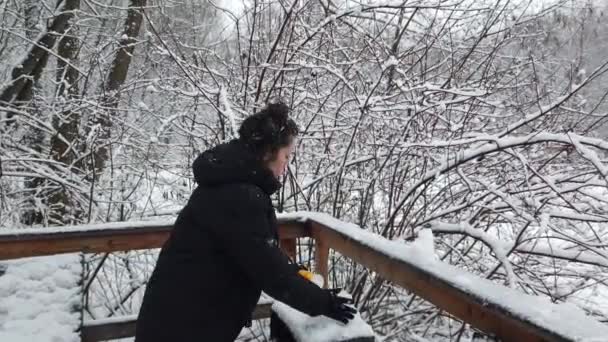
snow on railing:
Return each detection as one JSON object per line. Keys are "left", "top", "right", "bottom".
{"left": 0, "top": 219, "right": 175, "bottom": 237}
{"left": 280, "top": 212, "right": 608, "bottom": 342}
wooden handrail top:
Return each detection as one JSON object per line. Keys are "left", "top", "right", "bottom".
{"left": 0, "top": 217, "right": 308, "bottom": 260}
{"left": 0, "top": 217, "right": 308, "bottom": 242}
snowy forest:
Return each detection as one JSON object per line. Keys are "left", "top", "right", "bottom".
{"left": 1, "top": 0, "right": 608, "bottom": 340}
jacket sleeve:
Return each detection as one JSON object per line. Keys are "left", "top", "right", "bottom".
{"left": 193, "top": 184, "right": 330, "bottom": 316}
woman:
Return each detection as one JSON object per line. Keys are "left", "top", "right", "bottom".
{"left": 135, "top": 103, "right": 356, "bottom": 341}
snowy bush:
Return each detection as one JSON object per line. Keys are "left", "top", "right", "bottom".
{"left": 1, "top": 0, "right": 608, "bottom": 340}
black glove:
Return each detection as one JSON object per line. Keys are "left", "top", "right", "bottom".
{"left": 323, "top": 288, "right": 357, "bottom": 324}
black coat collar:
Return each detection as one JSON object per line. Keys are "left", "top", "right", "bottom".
{"left": 193, "top": 139, "right": 281, "bottom": 195}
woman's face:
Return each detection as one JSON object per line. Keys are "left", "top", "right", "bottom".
{"left": 266, "top": 141, "right": 295, "bottom": 179}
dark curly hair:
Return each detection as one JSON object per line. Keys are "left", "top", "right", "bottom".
{"left": 238, "top": 103, "right": 299, "bottom": 161}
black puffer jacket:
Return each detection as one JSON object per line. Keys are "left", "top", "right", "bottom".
{"left": 135, "top": 139, "right": 330, "bottom": 341}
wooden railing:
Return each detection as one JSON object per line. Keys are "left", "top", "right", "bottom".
{"left": 0, "top": 218, "right": 322, "bottom": 342}
{"left": 79, "top": 300, "right": 274, "bottom": 341}
{"left": 1, "top": 214, "right": 606, "bottom": 342}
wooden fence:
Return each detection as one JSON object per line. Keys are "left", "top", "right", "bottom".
{"left": 1, "top": 215, "right": 604, "bottom": 341}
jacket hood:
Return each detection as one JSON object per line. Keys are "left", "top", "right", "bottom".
{"left": 193, "top": 139, "right": 281, "bottom": 195}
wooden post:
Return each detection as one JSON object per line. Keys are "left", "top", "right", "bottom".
{"left": 276, "top": 219, "right": 310, "bottom": 263}
{"left": 314, "top": 238, "right": 329, "bottom": 288}
{"left": 279, "top": 238, "right": 297, "bottom": 262}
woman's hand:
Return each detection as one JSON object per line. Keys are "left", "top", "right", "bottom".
{"left": 322, "top": 288, "right": 357, "bottom": 324}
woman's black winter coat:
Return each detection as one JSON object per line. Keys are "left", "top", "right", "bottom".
{"left": 135, "top": 140, "right": 330, "bottom": 341}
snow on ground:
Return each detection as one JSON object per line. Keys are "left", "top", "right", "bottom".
{"left": 279, "top": 211, "right": 608, "bottom": 342}
{"left": 0, "top": 254, "right": 81, "bottom": 342}
{"left": 272, "top": 291, "right": 375, "bottom": 342}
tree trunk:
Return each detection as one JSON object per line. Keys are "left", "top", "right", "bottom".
{"left": 20, "top": 0, "right": 46, "bottom": 225}
{"left": 93, "top": 0, "right": 146, "bottom": 172}
{"left": 20, "top": 0, "right": 42, "bottom": 105}
{"left": 49, "top": 0, "right": 81, "bottom": 225}
{"left": 19, "top": 0, "right": 42, "bottom": 106}
{"left": 0, "top": 0, "right": 71, "bottom": 120}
